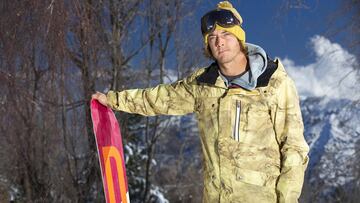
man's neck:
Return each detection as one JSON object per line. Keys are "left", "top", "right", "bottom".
{"left": 218, "top": 53, "right": 248, "bottom": 76}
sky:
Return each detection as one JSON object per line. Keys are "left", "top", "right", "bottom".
{"left": 194, "top": 0, "right": 343, "bottom": 65}
{"left": 190, "top": 0, "right": 359, "bottom": 100}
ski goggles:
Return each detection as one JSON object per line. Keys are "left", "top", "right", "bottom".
{"left": 201, "top": 9, "right": 241, "bottom": 35}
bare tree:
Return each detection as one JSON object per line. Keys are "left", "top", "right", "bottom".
{"left": 0, "top": 0, "right": 61, "bottom": 201}
{"left": 0, "top": 0, "right": 145, "bottom": 201}
{"left": 0, "top": 0, "right": 205, "bottom": 201}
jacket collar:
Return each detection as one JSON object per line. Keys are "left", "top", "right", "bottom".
{"left": 196, "top": 62, "right": 219, "bottom": 85}
{"left": 196, "top": 58, "right": 278, "bottom": 88}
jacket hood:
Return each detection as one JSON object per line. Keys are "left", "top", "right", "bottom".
{"left": 197, "top": 43, "right": 275, "bottom": 89}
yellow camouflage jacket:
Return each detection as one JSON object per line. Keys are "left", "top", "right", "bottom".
{"left": 107, "top": 59, "right": 309, "bottom": 203}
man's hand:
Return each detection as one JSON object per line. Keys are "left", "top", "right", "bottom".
{"left": 92, "top": 92, "right": 108, "bottom": 107}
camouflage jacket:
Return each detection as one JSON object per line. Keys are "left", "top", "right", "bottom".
{"left": 107, "top": 59, "right": 309, "bottom": 203}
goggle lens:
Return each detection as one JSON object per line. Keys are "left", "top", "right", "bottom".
{"left": 201, "top": 10, "right": 240, "bottom": 35}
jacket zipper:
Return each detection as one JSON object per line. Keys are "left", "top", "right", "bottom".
{"left": 233, "top": 100, "right": 241, "bottom": 142}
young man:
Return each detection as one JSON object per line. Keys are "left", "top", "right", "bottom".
{"left": 92, "top": 1, "right": 309, "bottom": 202}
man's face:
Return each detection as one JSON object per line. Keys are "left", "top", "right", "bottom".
{"left": 208, "top": 29, "right": 242, "bottom": 64}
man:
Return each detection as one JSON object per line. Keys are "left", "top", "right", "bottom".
{"left": 92, "top": 1, "right": 309, "bottom": 202}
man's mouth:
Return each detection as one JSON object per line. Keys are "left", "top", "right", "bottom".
{"left": 218, "top": 49, "right": 228, "bottom": 54}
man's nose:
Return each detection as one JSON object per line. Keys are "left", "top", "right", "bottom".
{"left": 215, "top": 36, "right": 224, "bottom": 47}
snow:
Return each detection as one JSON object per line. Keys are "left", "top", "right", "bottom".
{"left": 124, "top": 144, "right": 134, "bottom": 164}
{"left": 149, "top": 186, "right": 169, "bottom": 203}
{"left": 282, "top": 35, "right": 359, "bottom": 101}
{"left": 152, "top": 159, "right": 157, "bottom": 166}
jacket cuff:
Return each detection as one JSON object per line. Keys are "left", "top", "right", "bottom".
{"left": 106, "top": 90, "right": 118, "bottom": 109}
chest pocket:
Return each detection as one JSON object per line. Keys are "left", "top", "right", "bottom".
{"left": 240, "top": 102, "right": 274, "bottom": 145}
{"left": 245, "top": 104, "right": 271, "bottom": 130}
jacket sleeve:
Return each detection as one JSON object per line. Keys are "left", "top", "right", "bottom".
{"left": 106, "top": 77, "right": 196, "bottom": 116}
{"left": 273, "top": 77, "right": 309, "bottom": 203}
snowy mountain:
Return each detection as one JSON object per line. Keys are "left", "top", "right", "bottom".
{"left": 286, "top": 35, "right": 359, "bottom": 202}
{"left": 301, "top": 97, "right": 360, "bottom": 201}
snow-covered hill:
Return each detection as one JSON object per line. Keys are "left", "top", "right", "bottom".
{"left": 286, "top": 35, "right": 359, "bottom": 202}
{"left": 301, "top": 97, "right": 360, "bottom": 201}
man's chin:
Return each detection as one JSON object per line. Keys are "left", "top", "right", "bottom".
{"left": 215, "top": 56, "right": 230, "bottom": 64}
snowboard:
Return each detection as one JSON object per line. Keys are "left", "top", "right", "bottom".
{"left": 90, "top": 99, "right": 130, "bottom": 203}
